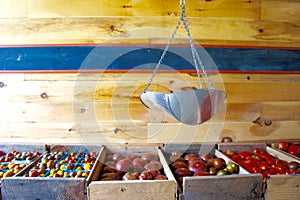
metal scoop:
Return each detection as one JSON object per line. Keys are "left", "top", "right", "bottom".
{"left": 140, "top": 0, "right": 226, "bottom": 125}
{"left": 140, "top": 89, "right": 226, "bottom": 125}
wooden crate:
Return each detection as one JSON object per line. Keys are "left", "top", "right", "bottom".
{"left": 88, "top": 144, "right": 177, "bottom": 200}
{"left": 163, "top": 143, "right": 263, "bottom": 200}
{"left": 218, "top": 143, "right": 300, "bottom": 200}
{"left": 269, "top": 141, "right": 300, "bottom": 162}
{"left": 0, "top": 144, "right": 46, "bottom": 200}
{"left": 0, "top": 143, "right": 46, "bottom": 178}
{"left": 1, "top": 144, "right": 103, "bottom": 200}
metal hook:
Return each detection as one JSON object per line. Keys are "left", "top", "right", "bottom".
{"left": 180, "top": 0, "right": 186, "bottom": 7}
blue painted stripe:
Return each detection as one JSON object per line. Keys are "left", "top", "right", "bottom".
{"left": 0, "top": 46, "right": 299, "bottom": 72}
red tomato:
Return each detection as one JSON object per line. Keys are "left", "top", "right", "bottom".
{"left": 238, "top": 160, "right": 255, "bottom": 172}
{"left": 253, "top": 148, "right": 262, "bottom": 156}
{"left": 231, "top": 155, "right": 241, "bottom": 162}
{"left": 252, "top": 166, "right": 262, "bottom": 174}
{"left": 259, "top": 161, "right": 270, "bottom": 171}
{"left": 277, "top": 141, "right": 290, "bottom": 151}
{"left": 288, "top": 144, "right": 300, "bottom": 157}
{"left": 265, "top": 157, "right": 276, "bottom": 165}
{"left": 222, "top": 150, "right": 236, "bottom": 157}
{"left": 238, "top": 151, "right": 253, "bottom": 160}
{"left": 262, "top": 171, "right": 270, "bottom": 179}
{"left": 246, "top": 156, "right": 258, "bottom": 163}
{"left": 273, "top": 164, "right": 287, "bottom": 174}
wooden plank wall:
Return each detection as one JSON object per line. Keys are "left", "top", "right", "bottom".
{"left": 0, "top": 0, "right": 299, "bottom": 144}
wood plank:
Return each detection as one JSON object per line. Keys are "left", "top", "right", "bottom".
{"left": 0, "top": 144, "right": 45, "bottom": 153}
{"left": 0, "top": 101, "right": 299, "bottom": 124}
{"left": 0, "top": 120, "right": 299, "bottom": 144}
{"left": 265, "top": 175, "right": 300, "bottom": 200}
{"left": 1, "top": 79, "right": 299, "bottom": 103}
{"left": 0, "top": 73, "right": 24, "bottom": 81}
{"left": 261, "top": 0, "right": 300, "bottom": 22}
{"left": 23, "top": 72, "right": 300, "bottom": 82}
{"left": 88, "top": 145, "right": 176, "bottom": 200}
{"left": 147, "top": 121, "right": 300, "bottom": 143}
{"left": 183, "top": 174, "right": 262, "bottom": 200}
{"left": 0, "top": 17, "right": 299, "bottom": 47}
{"left": 0, "top": 102, "right": 254, "bottom": 123}
{"left": 88, "top": 180, "right": 176, "bottom": 200}
{"left": 25, "top": 0, "right": 260, "bottom": 19}
{"left": 1, "top": 177, "right": 86, "bottom": 200}
{"left": 260, "top": 101, "right": 300, "bottom": 121}
{"left": 0, "top": 0, "right": 28, "bottom": 18}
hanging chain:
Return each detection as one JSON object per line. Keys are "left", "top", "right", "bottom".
{"left": 143, "top": 0, "right": 214, "bottom": 93}
{"left": 143, "top": 19, "right": 182, "bottom": 93}
{"left": 180, "top": 2, "right": 214, "bottom": 90}
{"left": 180, "top": 1, "right": 203, "bottom": 89}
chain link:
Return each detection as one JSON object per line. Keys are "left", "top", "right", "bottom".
{"left": 143, "top": 19, "right": 182, "bottom": 93}
{"left": 143, "top": 0, "right": 214, "bottom": 93}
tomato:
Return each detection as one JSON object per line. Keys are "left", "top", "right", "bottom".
{"left": 188, "top": 161, "right": 206, "bottom": 173}
{"left": 252, "top": 166, "right": 262, "bottom": 174}
{"left": 273, "top": 164, "right": 287, "bottom": 174}
{"left": 265, "top": 157, "right": 276, "bottom": 165}
{"left": 258, "top": 161, "right": 270, "bottom": 171}
{"left": 184, "top": 154, "right": 198, "bottom": 162}
{"left": 231, "top": 155, "right": 241, "bottom": 162}
{"left": 246, "top": 156, "right": 258, "bottom": 163}
{"left": 253, "top": 148, "right": 262, "bottom": 156}
{"left": 193, "top": 171, "right": 210, "bottom": 176}
{"left": 277, "top": 141, "right": 290, "bottom": 151}
{"left": 276, "top": 159, "right": 288, "bottom": 167}
{"left": 262, "top": 171, "right": 271, "bottom": 179}
{"left": 213, "top": 158, "right": 226, "bottom": 170}
{"left": 288, "top": 144, "right": 300, "bottom": 157}
{"left": 238, "top": 151, "right": 253, "bottom": 160}
{"left": 222, "top": 150, "right": 236, "bottom": 157}
{"left": 238, "top": 160, "right": 255, "bottom": 172}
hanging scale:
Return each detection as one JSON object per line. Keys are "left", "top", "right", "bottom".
{"left": 140, "top": 0, "right": 226, "bottom": 125}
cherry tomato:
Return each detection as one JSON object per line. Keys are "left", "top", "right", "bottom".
{"left": 277, "top": 141, "right": 290, "bottom": 151}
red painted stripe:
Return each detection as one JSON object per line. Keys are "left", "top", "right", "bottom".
{"left": 0, "top": 43, "right": 299, "bottom": 50}
{"left": 1, "top": 69, "right": 300, "bottom": 74}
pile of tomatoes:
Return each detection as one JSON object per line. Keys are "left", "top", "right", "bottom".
{"left": 277, "top": 141, "right": 300, "bottom": 157}
{"left": 222, "top": 148, "right": 300, "bottom": 179}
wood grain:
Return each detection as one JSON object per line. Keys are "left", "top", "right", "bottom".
{"left": 0, "top": 72, "right": 299, "bottom": 143}
{"left": 0, "top": 17, "right": 299, "bottom": 47}
{"left": 1, "top": 76, "right": 300, "bottom": 103}
{"left": 88, "top": 180, "right": 176, "bottom": 200}
{"left": 0, "top": 0, "right": 299, "bottom": 47}
{"left": 183, "top": 175, "right": 262, "bottom": 200}
{"left": 265, "top": 175, "right": 300, "bottom": 200}
{"left": 88, "top": 146, "right": 177, "bottom": 200}
{"left": 1, "top": 177, "right": 86, "bottom": 200}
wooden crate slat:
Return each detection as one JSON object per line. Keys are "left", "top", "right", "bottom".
{"left": 88, "top": 145, "right": 177, "bottom": 200}
{"left": 0, "top": 144, "right": 46, "bottom": 152}
{"left": 183, "top": 175, "right": 262, "bottom": 200}
{"left": 218, "top": 143, "right": 267, "bottom": 153}
{"left": 265, "top": 175, "right": 300, "bottom": 200}
{"left": 266, "top": 146, "right": 300, "bottom": 163}
{"left": 89, "top": 180, "right": 176, "bottom": 195}
{"left": 1, "top": 177, "right": 85, "bottom": 200}
{"left": 89, "top": 192, "right": 175, "bottom": 200}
